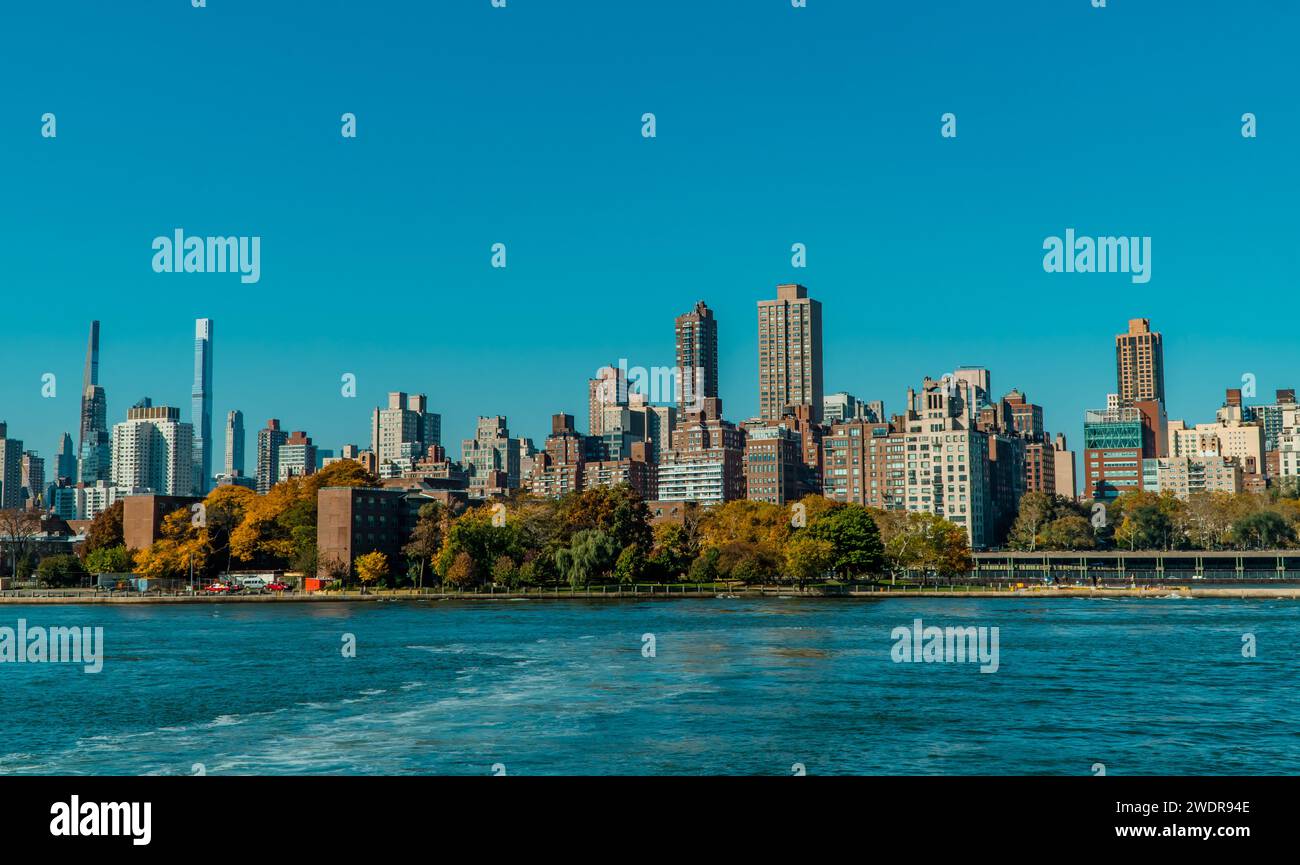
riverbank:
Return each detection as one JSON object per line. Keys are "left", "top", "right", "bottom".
{"left": 3, "top": 584, "right": 1300, "bottom": 603}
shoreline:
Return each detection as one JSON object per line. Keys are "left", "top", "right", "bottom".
{"left": 2, "top": 585, "right": 1300, "bottom": 603}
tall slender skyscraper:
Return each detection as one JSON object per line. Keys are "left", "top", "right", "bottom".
{"left": 192, "top": 318, "right": 214, "bottom": 495}
{"left": 225, "top": 410, "right": 245, "bottom": 477}
{"left": 674, "top": 301, "right": 719, "bottom": 417}
{"left": 758, "top": 283, "right": 823, "bottom": 423}
{"left": 1115, "top": 318, "right": 1165, "bottom": 406}
{"left": 77, "top": 321, "right": 111, "bottom": 483}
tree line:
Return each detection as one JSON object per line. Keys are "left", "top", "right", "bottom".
{"left": 45, "top": 460, "right": 977, "bottom": 589}
{"left": 1008, "top": 488, "right": 1300, "bottom": 552}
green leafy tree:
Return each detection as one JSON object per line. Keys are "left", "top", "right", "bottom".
{"left": 1039, "top": 516, "right": 1095, "bottom": 551}
{"left": 687, "top": 546, "right": 720, "bottom": 583}
{"left": 403, "top": 502, "right": 446, "bottom": 589}
{"left": 1230, "top": 510, "right": 1295, "bottom": 550}
{"left": 555, "top": 529, "right": 618, "bottom": 588}
{"left": 85, "top": 544, "right": 133, "bottom": 574}
{"left": 784, "top": 535, "right": 834, "bottom": 588}
{"left": 1008, "top": 491, "right": 1055, "bottom": 551}
{"left": 612, "top": 543, "right": 642, "bottom": 585}
{"left": 805, "top": 505, "right": 885, "bottom": 577}
{"left": 35, "top": 554, "right": 88, "bottom": 588}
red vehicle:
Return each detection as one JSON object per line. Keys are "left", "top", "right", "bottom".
{"left": 266, "top": 582, "right": 290, "bottom": 592}
{"left": 203, "top": 582, "right": 230, "bottom": 594}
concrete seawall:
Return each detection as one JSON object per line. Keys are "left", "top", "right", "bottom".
{"left": 2, "top": 586, "right": 1299, "bottom": 603}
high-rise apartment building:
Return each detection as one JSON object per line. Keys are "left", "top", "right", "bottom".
{"left": 588, "top": 363, "right": 628, "bottom": 437}
{"left": 371, "top": 392, "right": 442, "bottom": 470}
{"left": 743, "top": 423, "right": 805, "bottom": 505}
{"left": 225, "top": 410, "right": 245, "bottom": 477}
{"left": 277, "top": 431, "right": 317, "bottom": 482}
{"left": 821, "top": 419, "right": 899, "bottom": 508}
{"left": 110, "top": 400, "right": 195, "bottom": 496}
{"left": 0, "top": 424, "right": 24, "bottom": 510}
{"left": 1082, "top": 404, "right": 1145, "bottom": 500}
{"left": 462, "top": 416, "right": 522, "bottom": 496}
{"left": 823, "top": 392, "right": 882, "bottom": 425}
{"left": 656, "top": 409, "right": 745, "bottom": 506}
{"left": 1115, "top": 318, "right": 1165, "bottom": 406}
{"left": 758, "top": 284, "right": 823, "bottom": 423}
{"left": 1053, "top": 433, "right": 1077, "bottom": 500}
{"left": 895, "top": 378, "right": 993, "bottom": 548}
{"left": 256, "top": 419, "right": 289, "bottom": 494}
{"left": 20, "top": 451, "right": 44, "bottom": 509}
{"left": 1142, "top": 456, "right": 1242, "bottom": 499}
{"left": 675, "top": 301, "right": 719, "bottom": 417}
{"left": 191, "top": 318, "right": 214, "bottom": 495}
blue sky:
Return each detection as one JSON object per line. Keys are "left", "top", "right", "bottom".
{"left": 2, "top": 1, "right": 1297, "bottom": 466}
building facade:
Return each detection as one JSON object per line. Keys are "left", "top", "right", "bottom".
{"left": 758, "top": 284, "right": 823, "bottom": 423}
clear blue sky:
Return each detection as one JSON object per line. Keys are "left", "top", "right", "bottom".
{"left": 2, "top": 1, "right": 1296, "bottom": 464}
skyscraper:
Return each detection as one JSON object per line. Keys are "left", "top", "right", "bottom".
{"left": 55, "top": 432, "right": 76, "bottom": 483}
{"left": 462, "top": 416, "right": 522, "bottom": 495}
{"left": 371, "top": 392, "right": 441, "bottom": 469}
{"left": 20, "top": 451, "right": 44, "bottom": 509}
{"left": 225, "top": 410, "right": 245, "bottom": 477}
{"left": 758, "top": 283, "right": 823, "bottom": 423}
{"left": 0, "top": 423, "right": 24, "bottom": 510}
{"left": 110, "top": 399, "right": 195, "bottom": 496}
{"left": 256, "top": 419, "right": 289, "bottom": 494}
{"left": 1115, "top": 317, "right": 1165, "bottom": 406}
{"left": 674, "top": 301, "right": 718, "bottom": 417}
{"left": 191, "top": 318, "right": 214, "bottom": 495}
{"left": 77, "top": 321, "right": 111, "bottom": 483}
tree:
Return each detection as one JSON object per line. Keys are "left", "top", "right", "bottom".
{"left": 876, "top": 511, "right": 971, "bottom": 578}
{"left": 648, "top": 523, "right": 693, "bottom": 580}
{"left": 687, "top": 546, "right": 720, "bottom": 583}
{"left": 1007, "top": 491, "right": 1056, "bottom": 551}
{"left": 1230, "top": 510, "right": 1294, "bottom": 550}
{"left": 491, "top": 554, "right": 518, "bottom": 587}
{"left": 0, "top": 510, "right": 42, "bottom": 578}
{"left": 354, "top": 551, "right": 389, "bottom": 590}
{"left": 35, "top": 554, "right": 88, "bottom": 588}
{"left": 402, "top": 502, "right": 445, "bottom": 589}
{"left": 804, "top": 505, "right": 885, "bottom": 577}
{"left": 1039, "top": 516, "right": 1095, "bottom": 551}
{"left": 1114, "top": 496, "right": 1173, "bottom": 551}
{"left": 558, "top": 486, "right": 652, "bottom": 554}
{"left": 444, "top": 551, "right": 476, "bottom": 588}
{"left": 85, "top": 544, "right": 133, "bottom": 574}
{"left": 784, "top": 535, "right": 834, "bottom": 588}
{"left": 612, "top": 544, "right": 642, "bottom": 585}
{"left": 134, "top": 507, "right": 210, "bottom": 581}
{"left": 83, "top": 501, "right": 124, "bottom": 553}
{"left": 555, "top": 529, "right": 618, "bottom": 589}
{"left": 435, "top": 506, "right": 523, "bottom": 582}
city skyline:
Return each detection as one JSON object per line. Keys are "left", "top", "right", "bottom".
{"left": 0, "top": 303, "right": 1287, "bottom": 495}
{"left": 3, "top": 2, "right": 1297, "bottom": 495}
